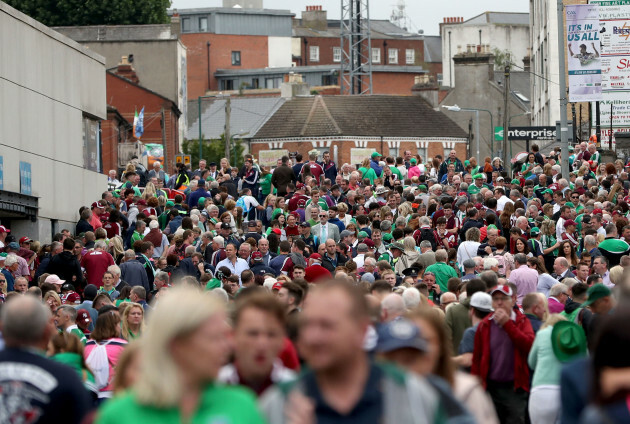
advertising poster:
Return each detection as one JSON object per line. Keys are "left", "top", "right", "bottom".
{"left": 595, "top": 1, "right": 630, "bottom": 100}
{"left": 566, "top": 4, "right": 603, "bottom": 102}
{"left": 350, "top": 148, "right": 375, "bottom": 166}
{"left": 258, "top": 149, "right": 288, "bottom": 167}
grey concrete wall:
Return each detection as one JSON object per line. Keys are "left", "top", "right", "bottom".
{"left": 1, "top": 2, "right": 107, "bottom": 242}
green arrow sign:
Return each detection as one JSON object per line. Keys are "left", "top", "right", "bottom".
{"left": 494, "top": 126, "right": 504, "bottom": 141}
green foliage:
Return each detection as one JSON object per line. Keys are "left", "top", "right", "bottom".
{"left": 5, "top": 0, "right": 171, "bottom": 26}
{"left": 492, "top": 48, "right": 513, "bottom": 70}
{"left": 182, "top": 134, "right": 245, "bottom": 170}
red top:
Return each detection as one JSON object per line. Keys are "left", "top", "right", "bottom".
{"left": 304, "top": 264, "right": 332, "bottom": 283}
{"left": 80, "top": 250, "right": 115, "bottom": 288}
{"left": 278, "top": 337, "right": 300, "bottom": 371}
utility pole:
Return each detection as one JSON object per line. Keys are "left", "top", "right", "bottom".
{"left": 502, "top": 65, "right": 510, "bottom": 168}
{"left": 161, "top": 108, "right": 167, "bottom": 174}
{"left": 224, "top": 96, "right": 231, "bottom": 163}
{"left": 557, "top": 0, "right": 570, "bottom": 177}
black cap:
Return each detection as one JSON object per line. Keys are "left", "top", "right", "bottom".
{"left": 209, "top": 162, "right": 217, "bottom": 166}
{"left": 247, "top": 221, "right": 257, "bottom": 227}
{"left": 61, "top": 283, "right": 75, "bottom": 292}
{"left": 299, "top": 222, "right": 311, "bottom": 227}
{"left": 83, "top": 284, "right": 98, "bottom": 301}
{"left": 221, "top": 222, "right": 231, "bottom": 230}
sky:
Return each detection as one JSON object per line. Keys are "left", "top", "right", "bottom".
{"left": 169, "top": 0, "right": 529, "bottom": 35}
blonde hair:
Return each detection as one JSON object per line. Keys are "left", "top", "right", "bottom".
{"left": 113, "top": 341, "right": 141, "bottom": 393}
{"left": 609, "top": 265, "right": 624, "bottom": 286}
{"left": 121, "top": 302, "right": 146, "bottom": 340}
{"left": 44, "top": 291, "right": 61, "bottom": 307}
{"left": 135, "top": 286, "right": 224, "bottom": 406}
{"left": 541, "top": 313, "right": 567, "bottom": 330}
{"left": 109, "top": 236, "right": 125, "bottom": 259}
{"left": 142, "top": 182, "right": 157, "bottom": 200}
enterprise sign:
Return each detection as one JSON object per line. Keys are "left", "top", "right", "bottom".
{"left": 508, "top": 126, "right": 557, "bottom": 141}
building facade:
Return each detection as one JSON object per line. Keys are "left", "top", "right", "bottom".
{"left": 440, "top": 12, "right": 530, "bottom": 88}
{"left": 1, "top": 2, "right": 107, "bottom": 241}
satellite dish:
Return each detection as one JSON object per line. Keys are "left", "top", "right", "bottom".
{"left": 418, "top": 29, "right": 424, "bottom": 35}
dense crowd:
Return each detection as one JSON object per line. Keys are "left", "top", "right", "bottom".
{"left": 2, "top": 142, "right": 630, "bottom": 423}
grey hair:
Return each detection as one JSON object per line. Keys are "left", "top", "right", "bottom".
{"left": 124, "top": 249, "right": 136, "bottom": 259}
{"left": 1, "top": 295, "right": 51, "bottom": 346}
{"left": 155, "top": 271, "right": 170, "bottom": 283}
{"left": 514, "top": 253, "right": 528, "bottom": 265}
{"left": 549, "top": 283, "right": 568, "bottom": 297}
{"left": 484, "top": 257, "right": 499, "bottom": 270}
{"left": 4, "top": 254, "right": 18, "bottom": 267}
{"left": 402, "top": 288, "right": 421, "bottom": 309}
{"left": 584, "top": 235, "right": 597, "bottom": 247}
{"left": 418, "top": 216, "right": 431, "bottom": 226}
{"left": 185, "top": 245, "right": 196, "bottom": 256}
{"left": 94, "top": 240, "right": 107, "bottom": 249}
{"left": 419, "top": 240, "right": 433, "bottom": 249}
{"left": 107, "top": 265, "right": 121, "bottom": 276}
{"left": 435, "top": 249, "right": 448, "bottom": 262}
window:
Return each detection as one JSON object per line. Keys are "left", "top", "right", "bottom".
{"left": 310, "top": 46, "right": 320, "bottom": 62}
{"left": 322, "top": 74, "right": 338, "bottom": 86}
{"left": 231, "top": 51, "right": 241, "bottom": 66}
{"left": 406, "top": 49, "right": 415, "bottom": 65}
{"left": 437, "top": 73, "right": 443, "bottom": 86}
{"left": 371, "top": 48, "right": 381, "bottom": 63}
{"left": 222, "top": 80, "right": 235, "bottom": 90}
{"left": 182, "top": 18, "right": 191, "bottom": 32}
{"left": 252, "top": 78, "right": 260, "bottom": 89}
{"left": 388, "top": 48, "right": 398, "bottom": 64}
{"left": 82, "top": 116, "right": 101, "bottom": 172}
{"left": 417, "top": 147, "right": 427, "bottom": 163}
{"left": 389, "top": 146, "right": 399, "bottom": 158}
{"left": 333, "top": 47, "right": 341, "bottom": 63}
{"left": 443, "top": 148, "right": 452, "bottom": 159}
{"left": 199, "top": 17, "right": 208, "bottom": 32}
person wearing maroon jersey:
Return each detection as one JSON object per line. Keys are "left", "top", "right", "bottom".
{"left": 304, "top": 253, "right": 332, "bottom": 283}
{"left": 103, "top": 210, "right": 123, "bottom": 239}
{"left": 300, "top": 153, "right": 325, "bottom": 183}
{"left": 80, "top": 240, "right": 115, "bottom": 288}
{"left": 287, "top": 183, "right": 310, "bottom": 212}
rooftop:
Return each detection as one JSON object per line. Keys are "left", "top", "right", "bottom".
{"left": 423, "top": 35, "right": 442, "bottom": 63}
{"left": 463, "top": 12, "right": 529, "bottom": 26}
{"left": 168, "top": 7, "right": 294, "bottom": 17}
{"left": 254, "top": 95, "right": 468, "bottom": 139}
{"left": 214, "top": 64, "right": 427, "bottom": 77}
{"left": 53, "top": 24, "right": 176, "bottom": 41}
{"left": 294, "top": 18, "right": 425, "bottom": 40}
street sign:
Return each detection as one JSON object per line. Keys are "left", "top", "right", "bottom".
{"left": 175, "top": 155, "right": 191, "bottom": 165}
{"left": 555, "top": 122, "right": 575, "bottom": 143}
{"left": 508, "top": 126, "right": 558, "bottom": 141}
{"left": 19, "top": 162, "right": 31, "bottom": 195}
{"left": 494, "top": 127, "right": 504, "bottom": 141}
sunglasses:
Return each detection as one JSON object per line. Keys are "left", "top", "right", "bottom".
{"left": 318, "top": 215, "right": 327, "bottom": 217}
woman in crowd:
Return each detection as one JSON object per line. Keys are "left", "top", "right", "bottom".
{"left": 515, "top": 236, "right": 533, "bottom": 257}
{"left": 48, "top": 331, "right": 98, "bottom": 399}
{"left": 95, "top": 287, "right": 265, "bottom": 424}
{"left": 84, "top": 311, "right": 127, "bottom": 401}
{"left": 121, "top": 302, "right": 146, "bottom": 341}
{"left": 457, "top": 227, "right": 481, "bottom": 264}
{"left": 44, "top": 291, "right": 61, "bottom": 314}
{"left": 558, "top": 241, "right": 579, "bottom": 270}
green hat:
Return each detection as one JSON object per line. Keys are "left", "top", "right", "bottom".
{"left": 511, "top": 179, "right": 520, "bottom": 185}
{"left": 371, "top": 152, "right": 382, "bottom": 159}
{"left": 542, "top": 189, "right": 553, "bottom": 195}
{"left": 166, "top": 200, "right": 175, "bottom": 208}
{"left": 112, "top": 190, "right": 121, "bottom": 198}
{"left": 551, "top": 321, "right": 587, "bottom": 363}
{"left": 473, "top": 173, "right": 485, "bottom": 180}
{"left": 383, "top": 233, "right": 393, "bottom": 242}
{"left": 530, "top": 227, "right": 540, "bottom": 236}
{"left": 565, "top": 202, "right": 575, "bottom": 208}
{"left": 488, "top": 224, "right": 498, "bottom": 230}
{"left": 583, "top": 283, "right": 612, "bottom": 307}
{"left": 198, "top": 197, "right": 206, "bottom": 205}
{"left": 568, "top": 145, "right": 575, "bottom": 151}
{"left": 358, "top": 231, "right": 368, "bottom": 239}
{"left": 410, "top": 158, "right": 417, "bottom": 164}
{"left": 418, "top": 184, "right": 427, "bottom": 191}
{"left": 389, "top": 242, "right": 405, "bottom": 251}
{"left": 205, "top": 278, "right": 222, "bottom": 290}
{"left": 464, "top": 160, "right": 471, "bottom": 167}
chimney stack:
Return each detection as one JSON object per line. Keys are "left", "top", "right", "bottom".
{"left": 281, "top": 72, "right": 310, "bottom": 98}
{"left": 115, "top": 56, "right": 140, "bottom": 84}
{"left": 170, "top": 11, "right": 180, "bottom": 37}
{"left": 411, "top": 74, "right": 439, "bottom": 109}
{"left": 302, "top": 5, "right": 327, "bottom": 31}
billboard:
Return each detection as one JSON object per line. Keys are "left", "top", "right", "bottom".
{"left": 258, "top": 150, "right": 288, "bottom": 167}
{"left": 350, "top": 148, "right": 375, "bottom": 166}
{"left": 596, "top": 0, "right": 630, "bottom": 100}
{"left": 566, "top": 4, "right": 603, "bottom": 102}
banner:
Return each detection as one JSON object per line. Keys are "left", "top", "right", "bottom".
{"left": 591, "top": 100, "right": 630, "bottom": 127}
{"left": 566, "top": 4, "right": 603, "bottom": 102}
{"left": 258, "top": 149, "right": 288, "bottom": 167}
{"left": 507, "top": 127, "right": 557, "bottom": 140}
{"left": 350, "top": 148, "right": 375, "bottom": 166}
{"left": 595, "top": 0, "right": 630, "bottom": 100}
{"left": 133, "top": 107, "right": 145, "bottom": 139}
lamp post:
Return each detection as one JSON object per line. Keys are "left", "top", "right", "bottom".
{"left": 442, "top": 105, "right": 494, "bottom": 158}
{"left": 508, "top": 111, "right": 532, "bottom": 162}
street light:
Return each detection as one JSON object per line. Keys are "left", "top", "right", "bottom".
{"left": 508, "top": 111, "right": 532, "bottom": 162}
{"left": 442, "top": 104, "right": 494, "bottom": 159}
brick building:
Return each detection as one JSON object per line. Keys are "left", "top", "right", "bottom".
{"left": 105, "top": 69, "right": 181, "bottom": 173}
{"left": 251, "top": 95, "right": 467, "bottom": 167}
{"left": 101, "top": 106, "right": 132, "bottom": 174}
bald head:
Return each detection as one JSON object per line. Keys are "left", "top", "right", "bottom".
{"left": 381, "top": 293, "right": 405, "bottom": 323}
{"left": 1, "top": 295, "right": 52, "bottom": 348}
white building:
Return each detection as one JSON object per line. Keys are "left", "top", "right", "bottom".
{"left": 440, "top": 12, "right": 530, "bottom": 88}
{"left": 0, "top": 2, "right": 107, "bottom": 242}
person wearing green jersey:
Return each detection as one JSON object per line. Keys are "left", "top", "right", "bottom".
{"left": 95, "top": 286, "right": 265, "bottom": 424}
{"left": 358, "top": 157, "right": 378, "bottom": 185}
{"left": 48, "top": 331, "right": 98, "bottom": 398}
{"left": 55, "top": 305, "right": 88, "bottom": 345}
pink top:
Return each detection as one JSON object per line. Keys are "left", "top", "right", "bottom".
{"left": 84, "top": 337, "right": 127, "bottom": 394}
{"left": 548, "top": 297, "right": 565, "bottom": 314}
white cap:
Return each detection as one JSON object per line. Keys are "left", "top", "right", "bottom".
{"left": 470, "top": 292, "right": 494, "bottom": 313}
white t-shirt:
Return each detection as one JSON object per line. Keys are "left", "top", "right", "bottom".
{"left": 240, "top": 195, "right": 260, "bottom": 221}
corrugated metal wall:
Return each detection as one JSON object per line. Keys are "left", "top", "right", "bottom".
{"left": 181, "top": 12, "right": 292, "bottom": 37}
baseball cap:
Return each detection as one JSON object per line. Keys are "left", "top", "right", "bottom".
{"left": 530, "top": 227, "right": 541, "bottom": 236}
{"left": 296, "top": 182, "right": 305, "bottom": 190}
{"left": 272, "top": 282, "right": 283, "bottom": 291}
{"left": 63, "top": 292, "right": 81, "bottom": 305}
{"left": 363, "top": 238, "right": 375, "bottom": 249}
{"left": 371, "top": 152, "right": 382, "bottom": 159}
{"left": 470, "top": 292, "right": 494, "bottom": 313}
{"left": 166, "top": 200, "right": 175, "bottom": 208}
{"left": 361, "top": 272, "right": 375, "bottom": 283}
{"left": 198, "top": 197, "right": 206, "bottom": 205}
{"left": 410, "top": 158, "right": 417, "bottom": 164}
{"left": 297, "top": 199, "right": 307, "bottom": 207}
{"left": 19, "top": 236, "right": 32, "bottom": 244}
{"left": 490, "top": 284, "right": 513, "bottom": 297}
{"left": 418, "top": 184, "right": 428, "bottom": 191}
{"left": 83, "top": 284, "right": 98, "bottom": 301}
{"left": 564, "top": 220, "right": 577, "bottom": 228}
{"left": 473, "top": 174, "right": 485, "bottom": 180}
{"left": 91, "top": 201, "right": 104, "bottom": 209}
{"left": 45, "top": 275, "right": 65, "bottom": 285}
{"left": 61, "top": 283, "right": 75, "bottom": 292}
{"left": 358, "top": 231, "right": 368, "bottom": 239}
{"left": 382, "top": 233, "right": 393, "bottom": 242}
{"left": 511, "top": 179, "right": 520, "bottom": 185}
{"left": 7, "top": 242, "right": 19, "bottom": 250}
{"left": 582, "top": 283, "right": 612, "bottom": 307}
{"left": 220, "top": 222, "right": 231, "bottom": 230}
{"left": 251, "top": 251, "right": 263, "bottom": 262}
{"left": 565, "top": 202, "right": 575, "bottom": 208}
{"left": 376, "top": 319, "right": 429, "bottom": 353}
{"left": 551, "top": 321, "right": 587, "bottom": 362}
{"left": 593, "top": 208, "right": 603, "bottom": 215}
{"left": 339, "top": 230, "right": 353, "bottom": 239}
{"left": 136, "top": 199, "right": 147, "bottom": 206}
{"left": 310, "top": 253, "right": 322, "bottom": 261}
{"left": 0, "top": 225, "right": 10, "bottom": 233}
{"left": 542, "top": 189, "right": 553, "bottom": 195}
{"left": 389, "top": 241, "right": 404, "bottom": 251}
{"left": 496, "top": 176, "right": 504, "bottom": 182}
{"left": 299, "top": 222, "right": 311, "bottom": 228}
{"left": 272, "top": 228, "right": 282, "bottom": 235}
{"left": 247, "top": 221, "right": 257, "bottom": 228}
{"left": 77, "top": 309, "right": 92, "bottom": 325}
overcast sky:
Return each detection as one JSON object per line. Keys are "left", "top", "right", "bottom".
{"left": 170, "top": 0, "right": 529, "bottom": 35}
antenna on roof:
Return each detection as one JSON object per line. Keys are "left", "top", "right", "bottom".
{"left": 390, "top": 0, "right": 408, "bottom": 30}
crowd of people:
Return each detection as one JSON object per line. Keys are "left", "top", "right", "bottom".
{"left": 2, "top": 142, "right": 630, "bottom": 423}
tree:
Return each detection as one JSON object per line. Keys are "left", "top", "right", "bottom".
{"left": 492, "top": 48, "right": 513, "bottom": 70}
{"left": 182, "top": 135, "right": 245, "bottom": 170}
{"left": 4, "top": 0, "right": 171, "bottom": 27}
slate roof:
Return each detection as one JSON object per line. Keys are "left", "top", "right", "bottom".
{"left": 493, "top": 70, "right": 530, "bottom": 109}
{"left": 293, "top": 19, "right": 424, "bottom": 40}
{"left": 465, "top": 12, "right": 529, "bottom": 26}
{"left": 423, "top": 35, "right": 442, "bottom": 63}
{"left": 254, "top": 95, "right": 468, "bottom": 140}
{"left": 186, "top": 97, "right": 285, "bottom": 140}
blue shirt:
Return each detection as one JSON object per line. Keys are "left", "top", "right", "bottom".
{"left": 458, "top": 323, "right": 478, "bottom": 354}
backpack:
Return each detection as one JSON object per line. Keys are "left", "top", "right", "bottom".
{"left": 86, "top": 340, "right": 112, "bottom": 390}
{"left": 236, "top": 196, "right": 251, "bottom": 217}
{"left": 493, "top": 251, "right": 508, "bottom": 277}
{"left": 415, "top": 228, "right": 437, "bottom": 250}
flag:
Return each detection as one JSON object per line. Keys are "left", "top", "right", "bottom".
{"left": 133, "top": 107, "right": 145, "bottom": 139}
